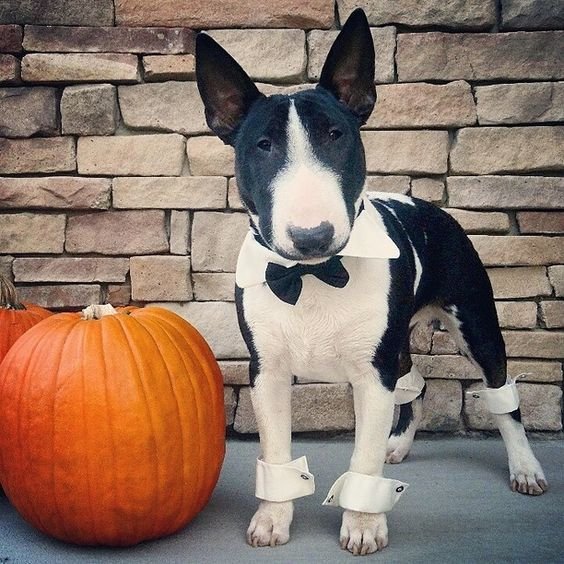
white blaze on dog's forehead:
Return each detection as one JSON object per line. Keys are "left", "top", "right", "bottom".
{"left": 270, "top": 100, "right": 350, "bottom": 253}
{"left": 286, "top": 99, "right": 311, "bottom": 163}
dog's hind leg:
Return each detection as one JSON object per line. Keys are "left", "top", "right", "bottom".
{"left": 386, "top": 347, "right": 425, "bottom": 464}
{"left": 440, "top": 300, "right": 548, "bottom": 495}
{"left": 386, "top": 396, "right": 424, "bottom": 464}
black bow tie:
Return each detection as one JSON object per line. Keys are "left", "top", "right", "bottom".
{"left": 265, "top": 257, "right": 350, "bottom": 305}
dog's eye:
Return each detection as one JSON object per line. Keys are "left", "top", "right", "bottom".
{"left": 257, "top": 139, "right": 272, "bottom": 152}
{"left": 329, "top": 128, "right": 343, "bottom": 141}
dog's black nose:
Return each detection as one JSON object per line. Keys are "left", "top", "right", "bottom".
{"left": 287, "top": 222, "right": 335, "bottom": 254}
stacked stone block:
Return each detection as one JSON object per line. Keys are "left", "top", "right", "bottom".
{"left": 0, "top": 0, "right": 562, "bottom": 433}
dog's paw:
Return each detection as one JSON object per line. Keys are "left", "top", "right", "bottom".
{"left": 509, "top": 456, "right": 548, "bottom": 496}
{"left": 246, "top": 500, "right": 293, "bottom": 548}
{"left": 385, "top": 434, "right": 411, "bottom": 464}
{"left": 339, "top": 510, "right": 388, "bottom": 556}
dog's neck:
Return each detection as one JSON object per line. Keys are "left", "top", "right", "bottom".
{"left": 236, "top": 194, "right": 401, "bottom": 292}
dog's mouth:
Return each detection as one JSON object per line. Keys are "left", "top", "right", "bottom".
{"left": 272, "top": 238, "right": 349, "bottom": 263}
{"left": 251, "top": 214, "right": 353, "bottom": 262}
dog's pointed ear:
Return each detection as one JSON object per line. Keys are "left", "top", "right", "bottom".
{"left": 318, "top": 8, "right": 376, "bottom": 124}
{"left": 196, "top": 33, "right": 263, "bottom": 145}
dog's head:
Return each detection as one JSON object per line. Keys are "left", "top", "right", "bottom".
{"left": 196, "top": 9, "right": 375, "bottom": 261}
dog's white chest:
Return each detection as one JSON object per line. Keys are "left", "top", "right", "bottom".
{"left": 242, "top": 256, "right": 391, "bottom": 382}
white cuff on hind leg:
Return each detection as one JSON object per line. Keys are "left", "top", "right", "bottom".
{"left": 255, "top": 456, "right": 315, "bottom": 502}
{"left": 323, "top": 472, "right": 409, "bottom": 513}
{"left": 394, "top": 367, "right": 425, "bottom": 405}
{"left": 467, "top": 376, "right": 521, "bottom": 414}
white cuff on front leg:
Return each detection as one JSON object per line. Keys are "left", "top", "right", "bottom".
{"left": 322, "top": 472, "right": 409, "bottom": 513}
{"left": 467, "top": 376, "right": 521, "bottom": 414}
{"left": 255, "top": 456, "right": 315, "bottom": 502}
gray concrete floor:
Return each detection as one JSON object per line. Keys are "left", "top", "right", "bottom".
{"left": 1, "top": 437, "right": 562, "bottom": 563}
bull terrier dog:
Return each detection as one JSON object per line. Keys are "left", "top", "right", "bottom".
{"left": 196, "top": 8, "right": 547, "bottom": 556}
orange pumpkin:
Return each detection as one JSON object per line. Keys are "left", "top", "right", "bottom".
{"left": 0, "top": 304, "right": 225, "bottom": 546}
{"left": 0, "top": 274, "right": 52, "bottom": 364}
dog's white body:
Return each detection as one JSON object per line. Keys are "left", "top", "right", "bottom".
{"left": 242, "top": 246, "right": 397, "bottom": 551}
{"left": 243, "top": 251, "right": 392, "bottom": 385}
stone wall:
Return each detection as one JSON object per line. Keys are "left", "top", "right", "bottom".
{"left": 0, "top": 0, "right": 563, "bottom": 434}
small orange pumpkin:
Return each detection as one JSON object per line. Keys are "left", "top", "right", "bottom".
{"left": 0, "top": 304, "right": 225, "bottom": 546}
{"left": 0, "top": 274, "right": 52, "bottom": 364}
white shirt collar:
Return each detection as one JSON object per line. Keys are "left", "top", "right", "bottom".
{"left": 236, "top": 195, "right": 400, "bottom": 288}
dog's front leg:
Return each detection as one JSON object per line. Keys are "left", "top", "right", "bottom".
{"left": 335, "top": 370, "right": 399, "bottom": 555}
{"left": 246, "top": 370, "right": 301, "bottom": 548}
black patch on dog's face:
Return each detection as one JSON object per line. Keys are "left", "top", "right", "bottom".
{"left": 232, "top": 94, "right": 289, "bottom": 245}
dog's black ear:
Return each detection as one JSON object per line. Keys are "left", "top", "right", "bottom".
{"left": 318, "top": 8, "right": 376, "bottom": 124}
{"left": 196, "top": 33, "right": 263, "bottom": 145}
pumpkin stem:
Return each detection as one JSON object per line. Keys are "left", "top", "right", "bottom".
{"left": 0, "top": 274, "right": 26, "bottom": 310}
{"left": 82, "top": 304, "right": 119, "bottom": 320}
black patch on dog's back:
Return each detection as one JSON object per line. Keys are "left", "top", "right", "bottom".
{"left": 370, "top": 200, "right": 417, "bottom": 390}
{"left": 379, "top": 197, "right": 508, "bottom": 390}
